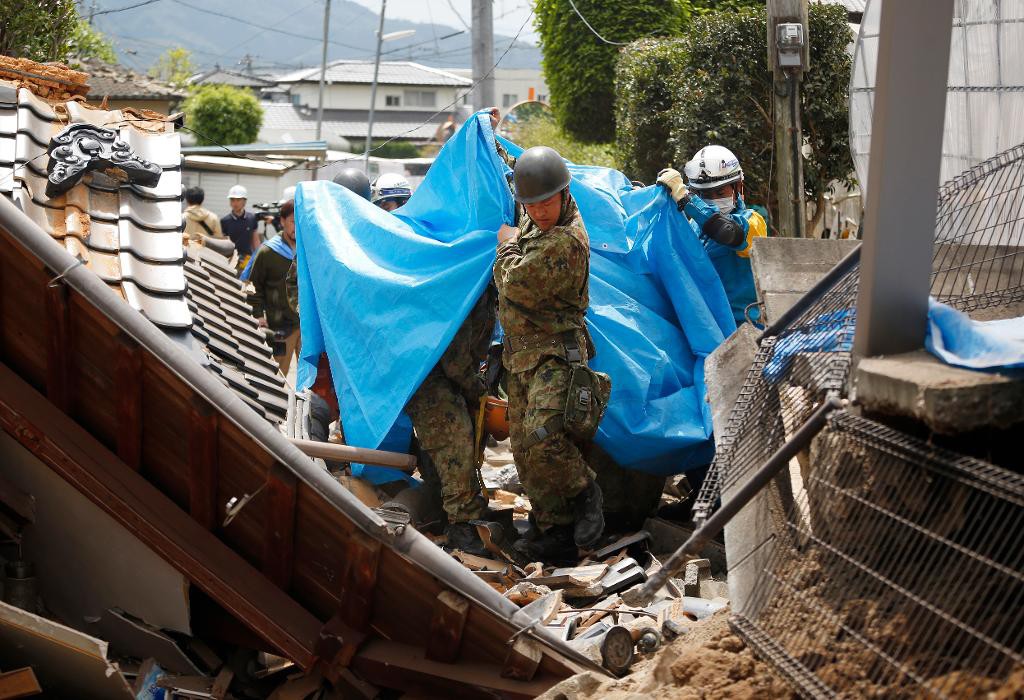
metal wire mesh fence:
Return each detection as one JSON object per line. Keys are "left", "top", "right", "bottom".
{"left": 932, "top": 143, "right": 1024, "bottom": 313}
{"left": 686, "top": 140, "right": 1024, "bottom": 696}
{"left": 733, "top": 411, "right": 1024, "bottom": 698}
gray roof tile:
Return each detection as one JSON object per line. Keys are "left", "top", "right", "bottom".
{"left": 3, "top": 75, "right": 288, "bottom": 424}
{"left": 276, "top": 60, "right": 472, "bottom": 87}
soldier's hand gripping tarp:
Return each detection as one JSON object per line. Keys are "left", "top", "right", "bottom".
{"left": 295, "top": 112, "right": 736, "bottom": 475}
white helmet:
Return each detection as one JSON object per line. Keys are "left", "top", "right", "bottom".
{"left": 227, "top": 184, "right": 248, "bottom": 199}
{"left": 371, "top": 173, "right": 412, "bottom": 206}
{"left": 683, "top": 145, "right": 743, "bottom": 191}
{"left": 281, "top": 185, "right": 296, "bottom": 202}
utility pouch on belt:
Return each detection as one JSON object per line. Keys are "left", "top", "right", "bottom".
{"left": 563, "top": 363, "right": 611, "bottom": 442}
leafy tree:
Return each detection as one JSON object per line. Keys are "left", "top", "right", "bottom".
{"left": 0, "top": 0, "right": 78, "bottom": 63}
{"left": 182, "top": 85, "right": 263, "bottom": 146}
{"left": 614, "top": 38, "right": 688, "bottom": 183}
{"left": 615, "top": 4, "right": 854, "bottom": 231}
{"left": 353, "top": 139, "right": 422, "bottom": 159}
{"left": 149, "top": 47, "right": 195, "bottom": 89}
{"left": 511, "top": 114, "right": 617, "bottom": 169}
{"left": 691, "top": 0, "right": 762, "bottom": 14}
{"left": 68, "top": 19, "right": 117, "bottom": 64}
{"left": 534, "top": 0, "right": 690, "bottom": 144}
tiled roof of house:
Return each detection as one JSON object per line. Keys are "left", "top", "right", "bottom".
{"left": 0, "top": 79, "right": 287, "bottom": 423}
{"left": 275, "top": 60, "right": 472, "bottom": 87}
{"left": 259, "top": 103, "right": 446, "bottom": 141}
{"left": 188, "top": 67, "right": 277, "bottom": 89}
{"left": 78, "top": 57, "right": 186, "bottom": 102}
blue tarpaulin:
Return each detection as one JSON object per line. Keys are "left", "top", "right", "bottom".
{"left": 294, "top": 111, "right": 736, "bottom": 476}
{"left": 926, "top": 299, "right": 1024, "bottom": 370}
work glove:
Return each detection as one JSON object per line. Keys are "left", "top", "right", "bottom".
{"left": 656, "top": 168, "right": 691, "bottom": 207}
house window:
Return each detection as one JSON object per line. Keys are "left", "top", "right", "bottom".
{"left": 502, "top": 93, "right": 518, "bottom": 108}
{"left": 385, "top": 95, "right": 400, "bottom": 107}
{"left": 291, "top": 93, "right": 302, "bottom": 106}
{"left": 404, "top": 90, "right": 437, "bottom": 107}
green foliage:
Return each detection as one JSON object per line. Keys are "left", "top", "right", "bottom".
{"left": 353, "top": 139, "right": 422, "bottom": 159}
{"left": 149, "top": 47, "right": 195, "bottom": 89}
{"left": 615, "top": 4, "right": 854, "bottom": 228}
{"left": 535, "top": 0, "right": 690, "bottom": 144}
{"left": 182, "top": 85, "right": 263, "bottom": 146}
{"left": 0, "top": 0, "right": 78, "bottom": 63}
{"left": 690, "top": 0, "right": 762, "bottom": 14}
{"left": 512, "top": 115, "right": 617, "bottom": 169}
{"left": 614, "top": 38, "right": 688, "bottom": 183}
{"left": 68, "top": 20, "right": 117, "bottom": 64}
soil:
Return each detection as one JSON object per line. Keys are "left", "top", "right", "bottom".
{"left": 0, "top": 56, "right": 89, "bottom": 100}
{"left": 538, "top": 611, "right": 796, "bottom": 700}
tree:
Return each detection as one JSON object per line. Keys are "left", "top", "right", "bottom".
{"left": 149, "top": 47, "right": 195, "bottom": 89}
{"left": 182, "top": 85, "right": 263, "bottom": 146}
{"left": 68, "top": 20, "right": 117, "bottom": 64}
{"left": 615, "top": 4, "right": 854, "bottom": 230}
{"left": 534, "top": 0, "right": 690, "bottom": 144}
{"left": 691, "top": 0, "right": 762, "bottom": 13}
{"left": 0, "top": 0, "right": 78, "bottom": 63}
{"left": 512, "top": 114, "right": 617, "bottom": 169}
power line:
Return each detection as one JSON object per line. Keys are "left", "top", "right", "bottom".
{"left": 566, "top": 0, "right": 628, "bottom": 45}
{"left": 91, "top": 0, "right": 162, "bottom": 17}
{"left": 170, "top": 0, "right": 370, "bottom": 55}
{"left": 445, "top": 0, "right": 471, "bottom": 30}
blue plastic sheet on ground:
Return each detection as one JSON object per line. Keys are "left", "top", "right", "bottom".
{"left": 294, "top": 111, "right": 736, "bottom": 476}
{"left": 762, "top": 308, "right": 856, "bottom": 382}
{"left": 926, "top": 299, "right": 1024, "bottom": 370}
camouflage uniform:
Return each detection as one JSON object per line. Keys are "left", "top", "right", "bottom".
{"left": 405, "top": 288, "right": 496, "bottom": 523}
{"left": 493, "top": 194, "right": 595, "bottom": 530}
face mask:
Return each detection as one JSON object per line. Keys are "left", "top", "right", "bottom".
{"left": 708, "top": 196, "right": 735, "bottom": 214}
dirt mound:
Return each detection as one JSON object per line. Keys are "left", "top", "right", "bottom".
{"left": 539, "top": 611, "right": 795, "bottom": 700}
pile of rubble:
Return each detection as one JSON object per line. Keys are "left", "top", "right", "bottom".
{"left": 0, "top": 56, "right": 88, "bottom": 101}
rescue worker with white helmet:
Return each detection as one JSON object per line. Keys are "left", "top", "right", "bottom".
{"left": 221, "top": 184, "right": 261, "bottom": 273}
{"left": 657, "top": 145, "right": 768, "bottom": 325}
{"left": 371, "top": 173, "right": 413, "bottom": 211}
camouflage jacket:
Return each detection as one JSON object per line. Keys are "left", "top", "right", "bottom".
{"left": 493, "top": 195, "right": 590, "bottom": 373}
{"left": 429, "top": 285, "right": 497, "bottom": 401}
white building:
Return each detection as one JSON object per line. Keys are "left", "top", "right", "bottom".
{"left": 258, "top": 60, "right": 472, "bottom": 150}
{"left": 449, "top": 68, "right": 549, "bottom": 109}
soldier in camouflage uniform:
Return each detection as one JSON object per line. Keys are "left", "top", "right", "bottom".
{"left": 405, "top": 287, "right": 496, "bottom": 554}
{"left": 493, "top": 145, "right": 605, "bottom": 563}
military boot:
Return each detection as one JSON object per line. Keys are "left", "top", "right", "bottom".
{"left": 572, "top": 479, "right": 605, "bottom": 549}
{"left": 512, "top": 524, "right": 577, "bottom": 566}
{"left": 444, "top": 522, "right": 490, "bottom": 558}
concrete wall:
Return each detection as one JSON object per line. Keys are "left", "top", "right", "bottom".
{"left": 289, "top": 82, "right": 466, "bottom": 112}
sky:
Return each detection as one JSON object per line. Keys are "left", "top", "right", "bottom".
{"left": 347, "top": 0, "right": 539, "bottom": 45}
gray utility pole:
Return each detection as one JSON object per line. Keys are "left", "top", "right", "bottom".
{"left": 364, "top": 0, "right": 388, "bottom": 166}
{"left": 315, "top": 0, "right": 332, "bottom": 142}
{"left": 471, "top": 0, "right": 495, "bottom": 110}
{"left": 767, "top": 0, "right": 808, "bottom": 238}
{"left": 853, "top": 0, "right": 954, "bottom": 357}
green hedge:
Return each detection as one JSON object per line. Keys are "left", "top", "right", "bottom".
{"left": 535, "top": 0, "right": 689, "bottom": 144}
{"left": 182, "top": 85, "right": 264, "bottom": 147}
{"left": 615, "top": 4, "right": 854, "bottom": 225}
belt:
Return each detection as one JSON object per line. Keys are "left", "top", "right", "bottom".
{"left": 502, "top": 330, "right": 583, "bottom": 363}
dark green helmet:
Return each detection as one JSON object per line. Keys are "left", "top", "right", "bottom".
{"left": 332, "top": 168, "right": 371, "bottom": 200}
{"left": 513, "top": 146, "right": 571, "bottom": 204}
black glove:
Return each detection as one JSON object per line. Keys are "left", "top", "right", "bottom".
{"left": 701, "top": 212, "right": 745, "bottom": 248}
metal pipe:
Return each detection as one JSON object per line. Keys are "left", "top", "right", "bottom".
{"left": 627, "top": 396, "right": 843, "bottom": 606}
{"left": 315, "top": 0, "right": 332, "bottom": 142}
{"left": 364, "top": 0, "right": 388, "bottom": 166}
{"left": 287, "top": 437, "right": 415, "bottom": 470}
{"left": 757, "top": 244, "right": 861, "bottom": 342}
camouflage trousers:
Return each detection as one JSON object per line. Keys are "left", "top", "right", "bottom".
{"left": 508, "top": 357, "right": 594, "bottom": 530}
{"left": 406, "top": 369, "right": 484, "bottom": 523}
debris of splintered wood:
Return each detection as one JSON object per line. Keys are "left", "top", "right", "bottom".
{"left": 504, "top": 581, "right": 554, "bottom": 606}
{"left": 335, "top": 475, "right": 382, "bottom": 508}
{"left": 0, "top": 667, "right": 42, "bottom": 699}
{"left": 0, "top": 599, "right": 133, "bottom": 698}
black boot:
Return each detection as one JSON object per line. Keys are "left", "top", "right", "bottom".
{"left": 444, "top": 522, "right": 490, "bottom": 558}
{"left": 512, "top": 524, "right": 577, "bottom": 565}
{"left": 572, "top": 479, "right": 605, "bottom": 549}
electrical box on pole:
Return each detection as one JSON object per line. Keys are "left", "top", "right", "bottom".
{"left": 767, "top": 0, "right": 808, "bottom": 238}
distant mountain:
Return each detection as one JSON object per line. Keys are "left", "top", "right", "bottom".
{"left": 93, "top": 0, "right": 541, "bottom": 76}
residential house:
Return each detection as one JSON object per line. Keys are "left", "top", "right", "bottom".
{"left": 188, "top": 65, "right": 279, "bottom": 95}
{"left": 260, "top": 60, "right": 472, "bottom": 150}
{"left": 449, "top": 67, "right": 549, "bottom": 109}
{"left": 77, "top": 56, "right": 185, "bottom": 114}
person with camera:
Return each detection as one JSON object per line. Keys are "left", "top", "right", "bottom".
{"left": 247, "top": 199, "right": 300, "bottom": 375}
